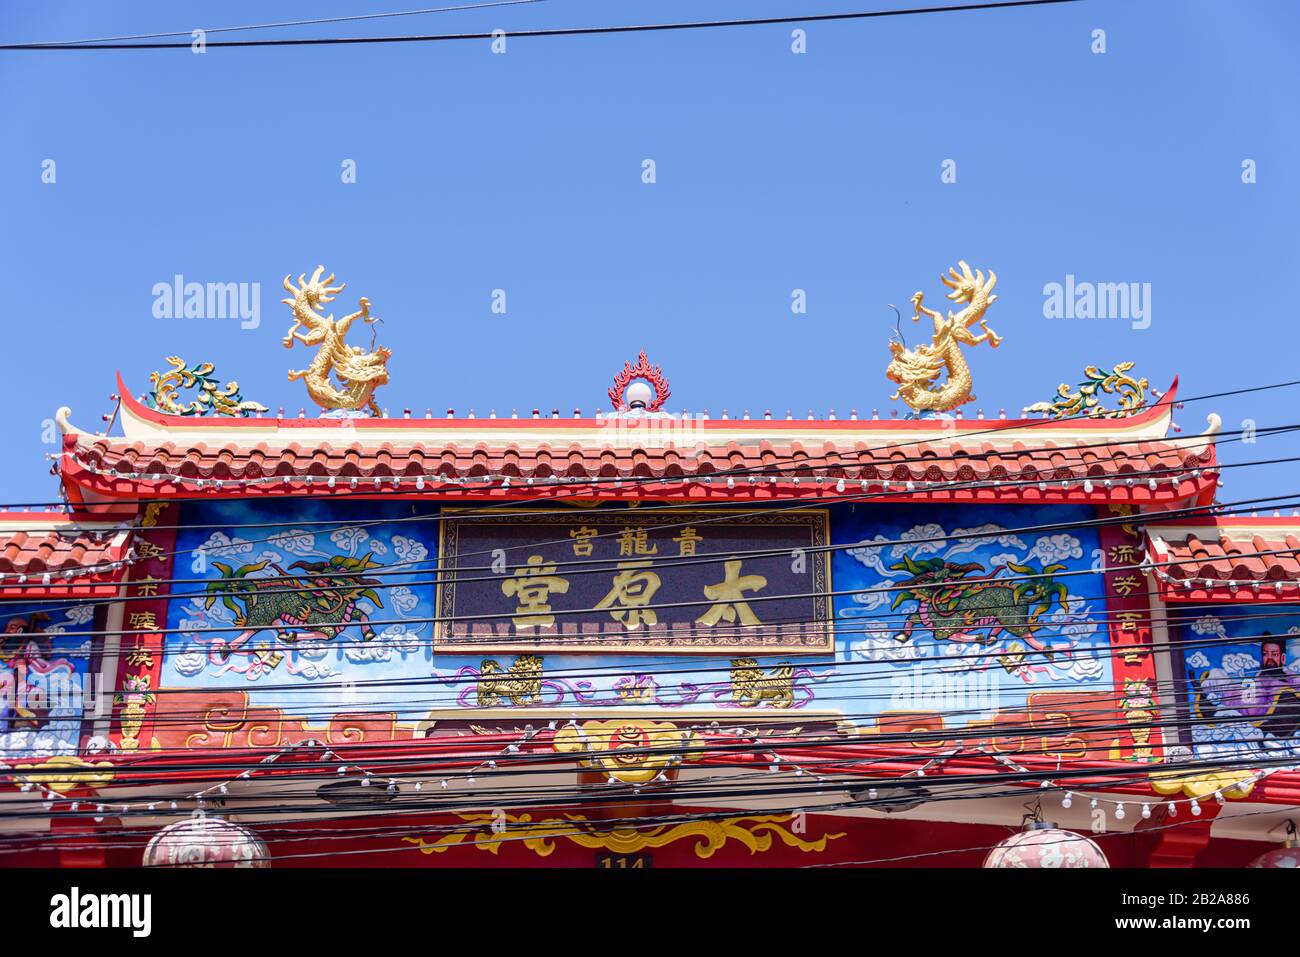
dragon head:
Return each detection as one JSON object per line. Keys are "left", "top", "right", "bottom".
{"left": 889, "top": 555, "right": 985, "bottom": 588}
{"left": 1003, "top": 560, "right": 1070, "bottom": 621}
{"left": 204, "top": 559, "right": 271, "bottom": 614}
{"left": 940, "top": 260, "right": 998, "bottom": 309}
{"left": 281, "top": 265, "right": 347, "bottom": 313}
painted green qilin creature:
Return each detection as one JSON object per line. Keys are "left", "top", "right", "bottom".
{"left": 205, "top": 553, "right": 385, "bottom": 659}
{"left": 889, "top": 554, "right": 1069, "bottom": 650}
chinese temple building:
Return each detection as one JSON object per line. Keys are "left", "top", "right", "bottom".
{"left": 4, "top": 264, "right": 1299, "bottom": 869}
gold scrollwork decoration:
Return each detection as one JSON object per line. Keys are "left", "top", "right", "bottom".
{"left": 1023, "top": 362, "right": 1149, "bottom": 419}
{"left": 147, "top": 357, "right": 267, "bottom": 417}
{"left": 12, "top": 756, "right": 115, "bottom": 795}
{"left": 1149, "top": 767, "right": 1256, "bottom": 801}
{"left": 402, "top": 812, "right": 845, "bottom": 860}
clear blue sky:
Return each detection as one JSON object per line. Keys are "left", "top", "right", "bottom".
{"left": 2, "top": 0, "right": 1297, "bottom": 504}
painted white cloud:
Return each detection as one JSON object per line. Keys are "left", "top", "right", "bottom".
{"left": 1221, "top": 652, "right": 1259, "bottom": 676}
{"left": 197, "top": 531, "right": 253, "bottom": 558}
{"left": 894, "top": 524, "right": 946, "bottom": 558}
{"left": 390, "top": 587, "right": 419, "bottom": 614}
{"left": 269, "top": 529, "right": 322, "bottom": 556}
{"left": 845, "top": 536, "right": 901, "bottom": 577}
{"left": 847, "top": 634, "right": 928, "bottom": 663}
{"left": 343, "top": 642, "right": 393, "bottom": 664}
{"left": 329, "top": 526, "right": 368, "bottom": 555}
{"left": 292, "top": 639, "right": 330, "bottom": 661}
{"left": 1191, "top": 616, "right": 1226, "bottom": 638}
{"left": 1053, "top": 651, "right": 1105, "bottom": 682}
{"left": 945, "top": 524, "right": 1027, "bottom": 558}
{"left": 289, "top": 661, "right": 340, "bottom": 681}
{"left": 1028, "top": 533, "right": 1083, "bottom": 565}
{"left": 379, "top": 623, "right": 422, "bottom": 654}
{"left": 64, "top": 604, "right": 95, "bottom": 626}
{"left": 393, "top": 535, "right": 429, "bottom": 565}
{"left": 1050, "top": 616, "right": 1100, "bottom": 640}
{"left": 173, "top": 651, "right": 206, "bottom": 677}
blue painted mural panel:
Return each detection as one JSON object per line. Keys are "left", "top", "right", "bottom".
{"left": 163, "top": 500, "right": 1114, "bottom": 732}
{"left": 1174, "top": 604, "right": 1300, "bottom": 759}
{"left": 1, "top": 603, "right": 97, "bottom": 758}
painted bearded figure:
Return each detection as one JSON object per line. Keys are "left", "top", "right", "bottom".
{"left": 0, "top": 613, "right": 53, "bottom": 734}
{"left": 1195, "top": 633, "right": 1300, "bottom": 741}
{"left": 0, "top": 613, "right": 52, "bottom": 664}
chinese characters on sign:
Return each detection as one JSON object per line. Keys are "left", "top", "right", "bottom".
{"left": 434, "top": 510, "right": 832, "bottom": 653}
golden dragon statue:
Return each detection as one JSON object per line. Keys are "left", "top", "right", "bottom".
{"left": 886, "top": 261, "right": 1003, "bottom": 413}
{"left": 281, "top": 266, "right": 392, "bottom": 415}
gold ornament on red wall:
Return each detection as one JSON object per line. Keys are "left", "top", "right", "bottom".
{"left": 552, "top": 719, "right": 702, "bottom": 784}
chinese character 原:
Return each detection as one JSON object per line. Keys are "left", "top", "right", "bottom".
{"left": 595, "top": 560, "right": 662, "bottom": 630}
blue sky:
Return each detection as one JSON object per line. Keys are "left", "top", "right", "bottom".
{"left": 1, "top": 0, "right": 1297, "bottom": 503}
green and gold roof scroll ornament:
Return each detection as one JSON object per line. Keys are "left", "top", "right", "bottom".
{"left": 146, "top": 357, "right": 268, "bottom": 417}
{"left": 1023, "top": 363, "right": 1150, "bottom": 419}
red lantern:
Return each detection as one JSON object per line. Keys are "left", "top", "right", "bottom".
{"left": 983, "top": 821, "right": 1109, "bottom": 868}
{"left": 1249, "top": 847, "right": 1300, "bottom": 868}
{"left": 1250, "top": 823, "right": 1300, "bottom": 868}
{"left": 143, "top": 813, "right": 270, "bottom": 868}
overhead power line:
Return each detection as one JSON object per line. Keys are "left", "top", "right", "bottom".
{"left": 0, "top": 1, "right": 1084, "bottom": 51}
{"left": 15, "top": 414, "right": 1267, "bottom": 589}
{"left": 9, "top": 0, "right": 549, "bottom": 46}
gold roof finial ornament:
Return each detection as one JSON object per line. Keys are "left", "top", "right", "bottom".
{"left": 146, "top": 357, "right": 267, "bottom": 417}
{"left": 282, "top": 266, "right": 392, "bottom": 417}
{"left": 1023, "top": 363, "right": 1150, "bottom": 419}
{"left": 886, "top": 261, "right": 1003, "bottom": 413}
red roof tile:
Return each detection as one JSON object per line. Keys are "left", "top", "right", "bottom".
{"left": 1147, "top": 522, "right": 1300, "bottom": 602}
{"left": 0, "top": 520, "right": 133, "bottom": 597}
{"left": 62, "top": 434, "right": 1218, "bottom": 504}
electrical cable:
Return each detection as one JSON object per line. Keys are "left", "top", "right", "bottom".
{"left": 0, "top": 2, "right": 1086, "bottom": 51}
